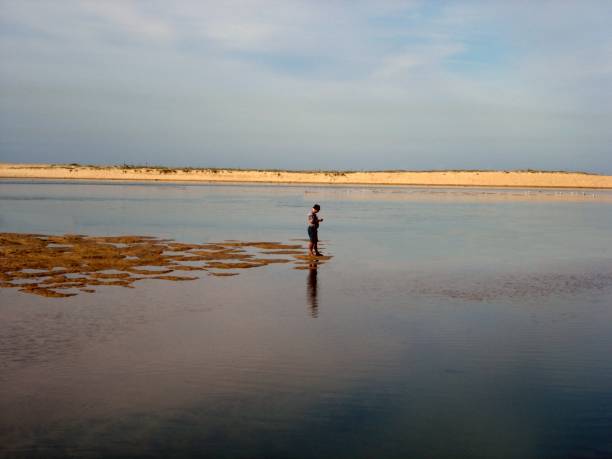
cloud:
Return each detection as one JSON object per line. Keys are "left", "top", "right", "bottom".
{"left": 79, "top": 1, "right": 175, "bottom": 41}
{"left": 0, "top": 1, "right": 611, "bottom": 171}
{"left": 373, "top": 43, "right": 466, "bottom": 80}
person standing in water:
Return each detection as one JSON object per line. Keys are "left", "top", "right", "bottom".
{"left": 307, "top": 204, "right": 323, "bottom": 256}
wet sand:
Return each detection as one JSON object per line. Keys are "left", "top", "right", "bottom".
{"left": 2, "top": 163, "right": 612, "bottom": 188}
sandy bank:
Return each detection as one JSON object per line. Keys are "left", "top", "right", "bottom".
{"left": 1, "top": 163, "right": 612, "bottom": 189}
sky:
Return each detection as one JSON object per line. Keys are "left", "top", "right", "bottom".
{"left": 0, "top": 0, "right": 611, "bottom": 172}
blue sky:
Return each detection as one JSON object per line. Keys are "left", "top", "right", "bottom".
{"left": 1, "top": 0, "right": 611, "bottom": 172}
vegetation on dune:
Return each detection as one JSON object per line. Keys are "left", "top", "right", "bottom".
{"left": 39, "top": 163, "right": 601, "bottom": 175}
{"left": 2, "top": 162, "right": 602, "bottom": 176}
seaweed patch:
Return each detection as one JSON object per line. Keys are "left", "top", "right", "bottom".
{"left": 0, "top": 233, "right": 331, "bottom": 297}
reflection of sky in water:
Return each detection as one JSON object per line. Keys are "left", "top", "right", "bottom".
{"left": 1, "top": 180, "right": 611, "bottom": 272}
{"left": 1, "top": 180, "right": 612, "bottom": 458}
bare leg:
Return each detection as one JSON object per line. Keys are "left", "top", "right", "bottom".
{"left": 308, "top": 241, "right": 314, "bottom": 256}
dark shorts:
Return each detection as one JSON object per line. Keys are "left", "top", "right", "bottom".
{"left": 308, "top": 226, "right": 318, "bottom": 243}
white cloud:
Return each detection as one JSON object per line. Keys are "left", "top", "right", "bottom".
{"left": 373, "top": 43, "right": 466, "bottom": 80}
{"left": 79, "top": 1, "right": 175, "bottom": 41}
{"left": 204, "top": 21, "right": 280, "bottom": 51}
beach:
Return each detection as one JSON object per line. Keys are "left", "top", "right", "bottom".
{"left": 2, "top": 163, "right": 612, "bottom": 188}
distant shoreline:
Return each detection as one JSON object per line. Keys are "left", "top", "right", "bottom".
{"left": 1, "top": 163, "right": 612, "bottom": 189}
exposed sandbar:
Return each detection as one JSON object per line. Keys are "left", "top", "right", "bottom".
{"left": 2, "top": 163, "right": 612, "bottom": 189}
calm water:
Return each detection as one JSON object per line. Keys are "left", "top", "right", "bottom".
{"left": 1, "top": 180, "right": 612, "bottom": 459}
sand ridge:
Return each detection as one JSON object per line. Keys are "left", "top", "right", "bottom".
{"left": 1, "top": 163, "right": 612, "bottom": 188}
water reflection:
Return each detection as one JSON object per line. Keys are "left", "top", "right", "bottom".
{"left": 307, "top": 261, "right": 319, "bottom": 318}
{"left": 2, "top": 181, "right": 612, "bottom": 458}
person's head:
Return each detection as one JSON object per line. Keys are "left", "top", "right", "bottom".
{"left": 312, "top": 204, "right": 321, "bottom": 213}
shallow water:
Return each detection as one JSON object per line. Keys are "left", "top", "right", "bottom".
{"left": 1, "top": 180, "right": 612, "bottom": 459}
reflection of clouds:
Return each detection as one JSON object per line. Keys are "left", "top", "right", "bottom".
{"left": 296, "top": 187, "right": 612, "bottom": 203}
{"left": 346, "top": 263, "right": 612, "bottom": 303}
{"left": 2, "top": 275, "right": 402, "bottom": 453}
{"left": 4, "top": 264, "right": 612, "bottom": 458}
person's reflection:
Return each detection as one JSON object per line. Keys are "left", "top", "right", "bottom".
{"left": 307, "top": 261, "right": 319, "bottom": 318}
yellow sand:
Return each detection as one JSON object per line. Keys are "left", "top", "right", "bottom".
{"left": 1, "top": 163, "right": 612, "bottom": 188}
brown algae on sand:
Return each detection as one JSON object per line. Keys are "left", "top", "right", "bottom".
{"left": 0, "top": 233, "right": 332, "bottom": 297}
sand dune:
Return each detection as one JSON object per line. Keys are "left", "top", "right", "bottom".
{"left": 1, "top": 163, "right": 611, "bottom": 188}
